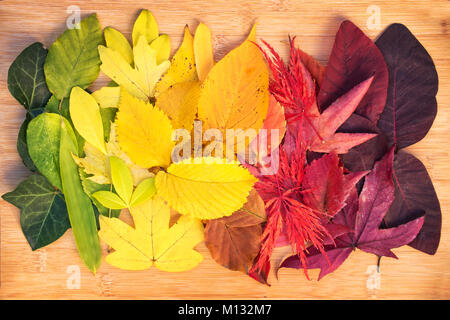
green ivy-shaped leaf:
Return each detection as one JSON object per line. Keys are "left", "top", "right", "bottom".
{"left": 2, "top": 175, "right": 71, "bottom": 250}
{"left": 8, "top": 42, "right": 51, "bottom": 111}
{"left": 44, "top": 14, "right": 104, "bottom": 99}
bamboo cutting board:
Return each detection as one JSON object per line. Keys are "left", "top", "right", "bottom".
{"left": 0, "top": 0, "right": 449, "bottom": 300}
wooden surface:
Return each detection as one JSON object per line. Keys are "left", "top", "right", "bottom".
{"left": 1, "top": 0, "right": 449, "bottom": 300}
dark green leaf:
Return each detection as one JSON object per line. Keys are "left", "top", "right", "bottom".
{"left": 2, "top": 175, "right": 71, "bottom": 250}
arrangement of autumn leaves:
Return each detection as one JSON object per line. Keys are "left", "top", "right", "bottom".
{"left": 3, "top": 10, "right": 441, "bottom": 284}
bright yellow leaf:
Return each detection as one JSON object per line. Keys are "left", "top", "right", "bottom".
{"left": 132, "top": 9, "right": 159, "bottom": 46}
{"left": 197, "top": 25, "right": 268, "bottom": 151}
{"left": 69, "top": 87, "right": 106, "bottom": 154}
{"left": 116, "top": 89, "right": 174, "bottom": 168}
{"left": 155, "top": 26, "right": 198, "bottom": 96}
{"left": 74, "top": 123, "right": 153, "bottom": 186}
{"left": 155, "top": 157, "right": 257, "bottom": 220}
{"left": 150, "top": 34, "right": 171, "bottom": 65}
{"left": 194, "top": 22, "right": 215, "bottom": 82}
{"left": 92, "top": 86, "right": 120, "bottom": 109}
{"left": 104, "top": 27, "right": 133, "bottom": 65}
{"left": 99, "top": 196, "right": 204, "bottom": 271}
{"left": 155, "top": 81, "right": 200, "bottom": 131}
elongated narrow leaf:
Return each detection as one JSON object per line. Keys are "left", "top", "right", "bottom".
{"left": 155, "top": 158, "right": 257, "bottom": 219}
{"left": 384, "top": 151, "right": 441, "bottom": 254}
{"left": 2, "top": 174, "right": 70, "bottom": 250}
{"left": 318, "top": 20, "right": 388, "bottom": 123}
{"left": 131, "top": 178, "right": 156, "bottom": 207}
{"left": 8, "top": 42, "right": 51, "bottom": 111}
{"left": 376, "top": 23, "right": 438, "bottom": 149}
{"left": 109, "top": 156, "right": 134, "bottom": 205}
{"left": 194, "top": 22, "right": 215, "bottom": 82}
{"left": 44, "top": 14, "right": 103, "bottom": 99}
{"left": 93, "top": 191, "right": 127, "bottom": 210}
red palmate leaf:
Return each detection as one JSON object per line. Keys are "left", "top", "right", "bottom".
{"left": 317, "top": 20, "right": 388, "bottom": 123}
{"left": 279, "top": 147, "right": 425, "bottom": 280}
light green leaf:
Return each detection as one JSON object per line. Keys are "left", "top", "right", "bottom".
{"left": 131, "top": 177, "right": 156, "bottom": 207}
{"left": 44, "top": 14, "right": 103, "bottom": 99}
{"left": 92, "top": 190, "right": 127, "bottom": 210}
{"left": 109, "top": 156, "right": 133, "bottom": 205}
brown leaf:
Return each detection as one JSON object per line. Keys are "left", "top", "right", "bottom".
{"left": 205, "top": 189, "right": 266, "bottom": 274}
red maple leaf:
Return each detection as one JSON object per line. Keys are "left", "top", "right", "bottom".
{"left": 279, "top": 147, "right": 425, "bottom": 280}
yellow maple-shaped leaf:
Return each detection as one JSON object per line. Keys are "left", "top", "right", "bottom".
{"left": 197, "top": 25, "right": 268, "bottom": 143}
{"left": 69, "top": 87, "right": 106, "bottom": 154}
{"left": 155, "top": 26, "right": 198, "bottom": 96}
{"left": 155, "top": 157, "right": 257, "bottom": 220}
{"left": 74, "top": 123, "right": 153, "bottom": 186}
{"left": 104, "top": 27, "right": 133, "bottom": 65}
{"left": 194, "top": 22, "right": 215, "bottom": 82}
{"left": 98, "top": 35, "right": 170, "bottom": 101}
{"left": 116, "top": 89, "right": 174, "bottom": 168}
{"left": 155, "top": 80, "right": 200, "bottom": 131}
{"left": 99, "top": 196, "right": 204, "bottom": 271}
{"left": 132, "top": 9, "right": 159, "bottom": 46}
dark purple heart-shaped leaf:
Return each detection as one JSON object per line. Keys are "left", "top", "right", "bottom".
{"left": 384, "top": 151, "right": 441, "bottom": 254}
{"left": 318, "top": 20, "right": 388, "bottom": 123}
{"left": 375, "top": 23, "right": 438, "bottom": 150}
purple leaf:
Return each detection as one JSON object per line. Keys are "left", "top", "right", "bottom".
{"left": 384, "top": 151, "right": 441, "bottom": 254}
{"left": 375, "top": 23, "right": 438, "bottom": 149}
{"left": 318, "top": 20, "right": 388, "bottom": 123}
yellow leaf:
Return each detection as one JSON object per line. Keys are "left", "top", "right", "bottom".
{"left": 69, "top": 87, "right": 106, "bottom": 154}
{"left": 104, "top": 27, "right": 133, "bottom": 65}
{"left": 98, "top": 36, "right": 170, "bottom": 101}
{"left": 74, "top": 123, "right": 153, "bottom": 186}
{"left": 132, "top": 9, "right": 158, "bottom": 46}
{"left": 155, "top": 157, "right": 257, "bottom": 220}
{"left": 155, "top": 26, "right": 198, "bottom": 96}
{"left": 194, "top": 23, "right": 215, "bottom": 82}
{"left": 197, "top": 25, "right": 269, "bottom": 145}
{"left": 92, "top": 86, "right": 120, "bottom": 109}
{"left": 155, "top": 80, "right": 200, "bottom": 131}
{"left": 150, "top": 34, "right": 171, "bottom": 65}
{"left": 99, "top": 197, "right": 204, "bottom": 271}
{"left": 116, "top": 89, "right": 174, "bottom": 168}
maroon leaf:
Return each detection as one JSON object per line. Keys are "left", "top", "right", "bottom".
{"left": 279, "top": 148, "right": 425, "bottom": 279}
{"left": 384, "top": 151, "right": 441, "bottom": 255}
{"left": 375, "top": 23, "right": 438, "bottom": 149}
{"left": 318, "top": 20, "right": 388, "bottom": 123}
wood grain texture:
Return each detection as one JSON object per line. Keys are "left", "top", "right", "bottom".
{"left": 0, "top": 0, "right": 449, "bottom": 299}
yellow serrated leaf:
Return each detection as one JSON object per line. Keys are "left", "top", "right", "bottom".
{"left": 74, "top": 123, "right": 153, "bottom": 186}
{"left": 150, "top": 34, "right": 171, "bottom": 65}
{"left": 69, "top": 87, "right": 106, "bottom": 154}
{"left": 155, "top": 157, "right": 257, "bottom": 220}
{"left": 104, "top": 27, "right": 133, "bottom": 65}
{"left": 99, "top": 196, "right": 204, "bottom": 271}
{"left": 155, "top": 81, "right": 200, "bottom": 131}
{"left": 132, "top": 9, "right": 159, "bottom": 46}
{"left": 155, "top": 26, "right": 198, "bottom": 96}
{"left": 92, "top": 86, "right": 120, "bottom": 109}
{"left": 194, "top": 22, "right": 215, "bottom": 82}
{"left": 197, "top": 25, "right": 269, "bottom": 145}
{"left": 116, "top": 89, "right": 174, "bottom": 168}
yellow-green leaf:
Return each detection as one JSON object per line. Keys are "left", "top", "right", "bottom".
{"left": 109, "top": 156, "right": 133, "bottom": 205}
{"left": 194, "top": 22, "right": 215, "bottom": 82}
{"left": 116, "top": 89, "right": 174, "bottom": 168}
{"left": 150, "top": 34, "right": 171, "bottom": 65}
{"left": 93, "top": 190, "right": 127, "bottom": 210}
{"left": 92, "top": 86, "right": 120, "bottom": 109}
{"left": 104, "top": 27, "right": 133, "bottom": 65}
{"left": 197, "top": 26, "right": 268, "bottom": 146}
{"left": 69, "top": 87, "right": 106, "bottom": 154}
{"left": 99, "top": 197, "right": 204, "bottom": 271}
{"left": 130, "top": 177, "right": 156, "bottom": 207}
{"left": 155, "top": 26, "right": 198, "bottom": 96}
{"left": 132, "top": 9, "right": 159, "bottom": 46}
{"left": 155, "top": 157, "right": 257, "bottom": 219}
{"left": 155, "top": 80, "right": 201, "bottom": 131}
